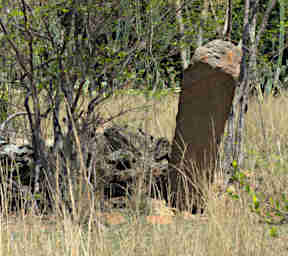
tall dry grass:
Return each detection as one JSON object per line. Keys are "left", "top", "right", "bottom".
{"left": 1, "top": 91, "right": 288, "bottom": 255}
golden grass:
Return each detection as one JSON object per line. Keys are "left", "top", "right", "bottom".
{"left": 94, "top": 92, "right": 178, "bottom": 141}
{"left": 7, "top": 89, "right": 178, "bottom": 144}
{"left": 2, "top": 91, "right": 288, "bottom": 255}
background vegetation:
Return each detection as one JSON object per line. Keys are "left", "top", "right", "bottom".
{"left": 0, "top": 0, "right": 288, "bottom": 255}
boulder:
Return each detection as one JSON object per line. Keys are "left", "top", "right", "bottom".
{"left": 169, "top": 40, "right": 242, "bottom": 211}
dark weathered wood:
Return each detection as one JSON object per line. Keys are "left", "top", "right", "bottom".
{"left": 169, "top": 39, "right": 242, "bottom": 211}
{"left": 0, "top": 124, "right": 171, "bottom": 211}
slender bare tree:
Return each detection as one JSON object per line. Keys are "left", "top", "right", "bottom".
{"left": 223, "top": 0, "right": 277, "bottom": 182}
{"left": 174, "top": 0, "right": 189, "bottom": 69}
{"left": 222, "top": 0, "right": 232, "bottom": 40}
{"left": 198, "top": 0, "right": 209, "bottom": 47}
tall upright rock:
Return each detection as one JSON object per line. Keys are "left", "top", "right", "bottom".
{"left": 169, "top": 40, "right": 242, "bottom": 211}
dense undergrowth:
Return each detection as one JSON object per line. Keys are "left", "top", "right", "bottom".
{"left": 0, "top": 91, "right": 288, "bottom": 255}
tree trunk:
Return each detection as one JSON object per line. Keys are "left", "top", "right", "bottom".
{"left": 174, "top": 0, "right": 189, "bottom": 69}
{"left": 223, "top": 0, "right": 277, "bottom": 184}
{"left": 197, "top": 0, "right": 209, "bottom": 47}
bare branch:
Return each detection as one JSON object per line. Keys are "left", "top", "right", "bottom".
{"left": 71, "top": 80, "right": 86, "bottom": 114}
{"left": 222, "top": 0, "right": 232, "bottom": 40}
{"left": 0, "top": 18, "right": 29, "bottom": 74}
{"left": 0, "top": 112, "right": 28, "bottom": 133}
{"left": 255, "top": 0, "right": 277, "bottom": 47}
{"left": 13, "top": 23, "right": 50, "bottom": 41}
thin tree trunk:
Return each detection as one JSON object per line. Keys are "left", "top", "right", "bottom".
{"left": 175, "top": 0, "right": 189, "bottom": 69}
{"left": 198, "top": 0, "right": 209, "bottom": 47}
{"left": 223, "top": 0, "right": 250, "bottom": 181}
{"left": 223, "top": 0, "right": 277, "bottom": 181}
{"left": 273, "top": 0, "right": 285, "bottom": 90}
{"left": 235, "top": 0, "right": 258, "bottom": 167}
{"left": 222, "top": 0, "right": 232, "bottom": 40}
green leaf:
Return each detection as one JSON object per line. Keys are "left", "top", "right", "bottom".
{"left": 269, "top": 227, "right": 278, "bottom": 238}
{"left": 252, "top": 194, "right": 260, "bottom": 210}
{"left": 61, "top": 8, "right": 70, "bottom": 13}
{"left": 275, "top": 200, "right": 280, "bottom": 210}
{"left": 34, "top": 193, "right": 42, "bottom": 200}
{"left": 10, "top": 9, "right": 24, "bottom": 17}
{"left": 231, "top": 194, "right": 240, "bottom": 200}
{"left": 281, "top": 193, "right": 287, "bottom": 202}
{"left": 244, "top": 184, "right": 250, "bottom": 193}
{"left": 232, "top": 160, "right": 237, "bottom": 168}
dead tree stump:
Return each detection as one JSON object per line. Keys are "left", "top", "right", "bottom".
{"left": 169, "top": 40, "right": 242, "bottom": 211}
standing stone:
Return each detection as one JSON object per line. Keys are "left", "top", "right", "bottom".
{"left": 169, "top": 40, "right": 242, "bottom": 211}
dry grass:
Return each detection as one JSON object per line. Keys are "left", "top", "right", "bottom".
{"left": 94, "top": 92, "right": 178, "bottom": 141}
{"left": 1, "top": 91, "right": 288, "bottom": 255}
{"left": 6, "top": 89, "right": 178, "bottom": 144}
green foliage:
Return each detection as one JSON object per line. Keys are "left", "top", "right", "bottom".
{"left": 269, "top": 226, "right": 279, "bottom": 238}
{"left": 227, "top": 162, "right": 288, "bottom": 228}
{"left": 0, "top": 85, "right": 8, "bottom": 123}
{"left": 258, "top": 0, "right": 288, "bottom": 94}
{"left": 2, "top": 0, "right": 247, "bottom": 94}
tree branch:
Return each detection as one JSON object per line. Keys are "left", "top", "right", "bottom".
{"left": 255, "top": 0, "right": 277, "bottom": 47}
{"left": 0, "top": 112, "right": 28, "bottom": 133}
{"left": 0, "top": 18, "right": 28, "bottom": 74}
